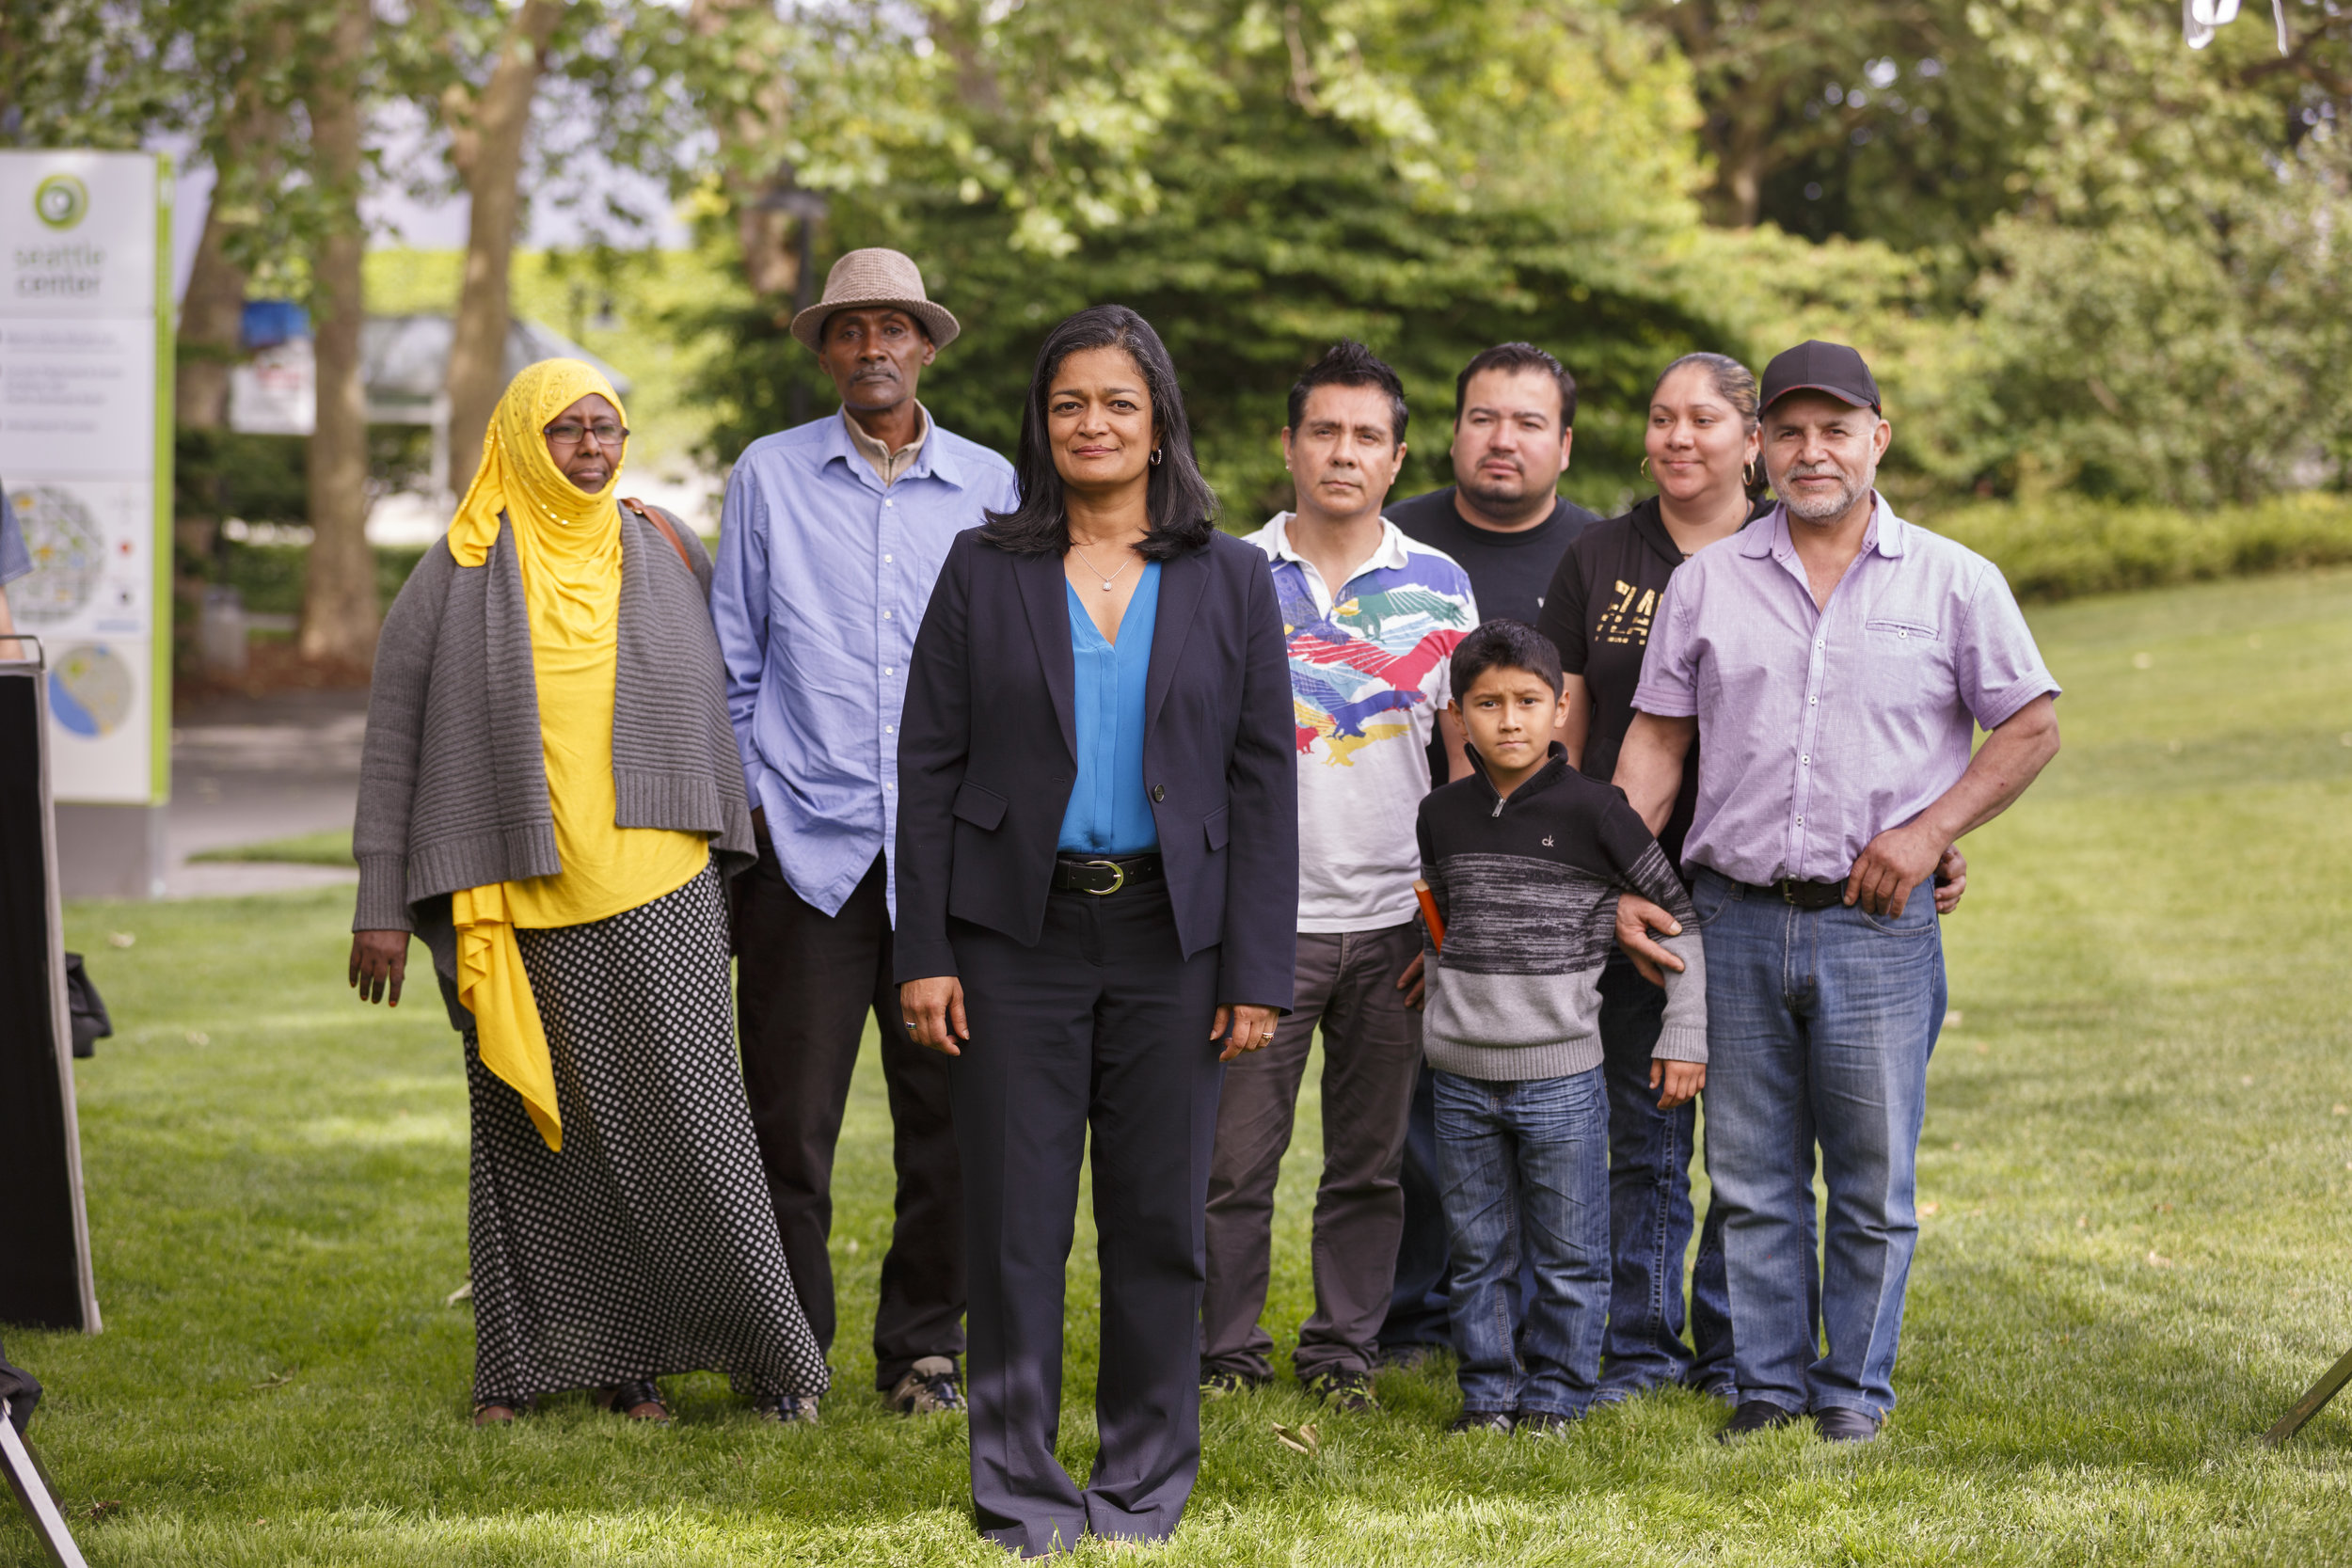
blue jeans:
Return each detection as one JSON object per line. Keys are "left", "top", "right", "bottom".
{"left": 1595, "top": 957, "right": 1736, "bottom": 1397}
{"left": 1432, "top": 1067, "right": 1610, "bottom": 1418}
{"left": 1691, "top": 868, "right": 1943, "bottom": 1418}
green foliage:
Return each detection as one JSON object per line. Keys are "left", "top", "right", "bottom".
{"left": 17, "top": 570, "right": 2352, "bottom": 1562}
{"left": 178, "top": 542, "right": 430, "bottom": 616}
{"left": 174, "top": 431, "right": 311, "bottom": 528}
{"left": 688, "top": 0, "right": 1742, "bottom": 518}
{"left": 1921, "top": 493, "right": 2352, "bottom": 603}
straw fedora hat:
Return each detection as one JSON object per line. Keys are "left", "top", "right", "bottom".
{"left": 789, "top": 248, "right": 961, "bottom": 353}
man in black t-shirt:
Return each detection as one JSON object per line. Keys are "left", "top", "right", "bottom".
{"left": 1385, "top": 342, "right": 1599, "bottom": 630}
{"left": 1377, "top": 341, "right": 1596, "bottom": 1364}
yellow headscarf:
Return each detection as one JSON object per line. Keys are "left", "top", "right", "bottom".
{"left": 445, "top": 359, "right": 707, "bottom": 1151}
{"left": 447, "top": 357, "right": 628, "bottom": 567}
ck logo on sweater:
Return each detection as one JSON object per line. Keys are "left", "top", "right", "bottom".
{"left": 1543, "top": 835, "right": 1554, "bottom": 847}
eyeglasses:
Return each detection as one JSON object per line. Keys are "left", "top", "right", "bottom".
{"left": 545, "top": 420, "right": 628, "bottom": 448}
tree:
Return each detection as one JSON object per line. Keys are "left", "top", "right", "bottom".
{"left": 296, "top": 0, "right": 378, "bottom": 666}
{"left": 435, "top": 0, "right": 569, "bottom": 493}
{"left": 686, "top": 0, "right": 1731, "bottom": 516}
{"left": 174, "top": 5, "right": 301, "bottom": 431}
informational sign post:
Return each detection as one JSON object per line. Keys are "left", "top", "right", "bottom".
{"left": 0, "top": 151, "right": 174, "bottom": 896}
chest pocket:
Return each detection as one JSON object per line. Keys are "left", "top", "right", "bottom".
{"left": 1865, "top": 617, "right": 1940, "bottom": 643}
{"left": 1860, "top": 617, "right": 1953, "bottom": 711}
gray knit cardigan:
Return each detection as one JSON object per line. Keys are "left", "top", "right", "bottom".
{"left": 352, "top": 506, "right": 755, "bottom": 1009}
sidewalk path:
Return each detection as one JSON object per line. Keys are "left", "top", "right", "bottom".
{"left": 168, "top": 688, "right": 367, "bottom": 899}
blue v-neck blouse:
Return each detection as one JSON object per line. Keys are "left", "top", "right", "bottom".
{"left": 1057, "top": 562, "right": 1163, "bottom": 855}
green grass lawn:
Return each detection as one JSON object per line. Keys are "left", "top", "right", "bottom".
{"left": 8, "top": 569, "right": 2352, "bottom": 1564}
{"left": 186, "top": 830, "right": 355, "bottom": 866}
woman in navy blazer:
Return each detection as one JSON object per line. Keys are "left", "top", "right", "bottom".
{"left": 897, "top": 305, "right": 1297, "bottom": 1556}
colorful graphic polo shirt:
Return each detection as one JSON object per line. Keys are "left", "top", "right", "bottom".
{"left": 1243, "top": 512, "right": 1477, "bottom": 932}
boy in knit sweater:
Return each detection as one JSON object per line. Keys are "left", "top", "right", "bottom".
{"left": 1416, "top": 621, "right": 1707, "bottom": 1433}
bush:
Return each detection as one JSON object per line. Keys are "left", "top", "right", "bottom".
{"left": 199, "top": 542, "right": 434, "bottom": 618}
{"left": 1918, "top": 493, "right": 2352, "bottom": 603}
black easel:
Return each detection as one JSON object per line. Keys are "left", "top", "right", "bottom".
{"left": 0, "top": 643, "right": 102, "bottom": 1333}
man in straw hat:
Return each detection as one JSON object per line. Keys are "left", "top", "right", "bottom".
{"left": 711, "top": 247, "right": 1018, "bottom": 1418}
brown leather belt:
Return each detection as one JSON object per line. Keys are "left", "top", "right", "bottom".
{"left": 1052, "top": 853, "right": 1165, "bottom": 895}
{"left": 1739, "top": 876, "right": 1849, "bottom": 911}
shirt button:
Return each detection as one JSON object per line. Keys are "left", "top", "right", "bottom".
{"left": 1816, "top": 639, "right": 1825, "bottom": 649}
{"left": 882, "top": 610, "right": 893, "bottom": 620}
{"left": 884, "top": 725, "right": 894, "bottom": 734}
{"left": 1151, "top": 784, "right": 1167, "bottom": 802}
{"left": 883, "top": 667, "right": 894, "bottom": 675}
{"left": 884, "top": 553, "right": 894, "bottom": 562}
{"left": 884, "top": 499, "right": 895, "bottom": 508}
{"left": 1796, "top": 816, "right": 1804, "bottom": 826}
{"left": 1802, "top": 754, "right": 1810, "bottom": 765}
{"left": 1809, "top": 696, "right": 1817, "bottom": 705}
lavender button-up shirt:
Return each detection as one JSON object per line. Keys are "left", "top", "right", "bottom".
{"left": 711, "top": 411, "right": 1019, "bottom": 920}
{"left": 1632, "top": 497, "right": 2058, "bottom": 886}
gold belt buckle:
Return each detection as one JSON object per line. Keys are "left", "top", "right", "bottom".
{"left": 1083, "top": 859, "right": 1126, "bottom": 895}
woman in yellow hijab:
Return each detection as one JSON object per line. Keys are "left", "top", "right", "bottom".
{"left": 347, "top": 360, "right": 826, "bottom": 1427}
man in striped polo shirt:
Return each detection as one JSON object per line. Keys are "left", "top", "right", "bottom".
{"left": 1200, "top": 342, "right": 1476, "bottom": 1412}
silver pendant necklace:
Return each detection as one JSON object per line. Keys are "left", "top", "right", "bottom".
{"left": 1069, "top": 541, "right": 1136, "bottom": 593}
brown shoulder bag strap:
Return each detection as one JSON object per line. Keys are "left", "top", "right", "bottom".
{"left": 620, "top": 497, "right": 692, "bottom": 574}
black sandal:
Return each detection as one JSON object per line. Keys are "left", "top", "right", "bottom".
{"left": 599, "top": 1379, "right": 669, "bottom": 1422}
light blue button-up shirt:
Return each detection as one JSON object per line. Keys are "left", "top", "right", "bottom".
{"left": 711, "top": 410, "right": 1020, "bottom": 919}
{"left": 1057, "top": 563, "right": 1163, "bottom": 855}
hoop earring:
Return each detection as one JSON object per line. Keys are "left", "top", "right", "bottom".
{"left": 1638, "top": 455, "right": 1650, "bottom": 479}
{"left": 1150, "top": 448, "right": 1165, "bottom": 466}
{"left": 1742, "top": 461, "right": 1757, "bottom": 489}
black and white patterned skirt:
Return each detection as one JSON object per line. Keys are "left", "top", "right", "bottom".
{"left": 464, "top": 863, "right": 828, "bottom": 1404}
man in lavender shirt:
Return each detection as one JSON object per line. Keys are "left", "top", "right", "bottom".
{"left": 1613, "top": 341, "right": 2061, "bottom": 1445}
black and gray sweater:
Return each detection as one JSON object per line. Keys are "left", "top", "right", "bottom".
{"left": 1418, "top": 744, "right": 1707, "bottom": 1081}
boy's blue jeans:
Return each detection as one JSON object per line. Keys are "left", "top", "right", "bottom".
{"left": 1691, "top": 867, "right": 1944, "bottom": 1419}
{"left": 1431, "top": 1066, "right": 1610, "bottom": 1418}
{"left": 1596, "top": 957, "right": 1735, "bottom": 1398}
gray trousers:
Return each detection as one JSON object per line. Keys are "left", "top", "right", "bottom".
{"left": 1201, "top": 922, "right": 1423, "bottom": 1384}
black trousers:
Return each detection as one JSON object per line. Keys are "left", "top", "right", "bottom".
{"left": 736, "top": 847, "right": 964, "bottom": 1391}
{"left": 950, "top": 881, "right": 1225, "bottom": 1557}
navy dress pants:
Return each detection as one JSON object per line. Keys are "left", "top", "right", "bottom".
{"left": 949, "top": 881, "right": 1226, "bottom": 1557}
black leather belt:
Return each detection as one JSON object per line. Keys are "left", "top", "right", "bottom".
{"left": 1739, "top": 876, "right": 1849, "bottom": 910}
{"left": 1053, "top": 853, "right": 1165, "bottom": 895}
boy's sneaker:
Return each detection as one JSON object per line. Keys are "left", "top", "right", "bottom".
{"left": 753, "top": 1393, "right": 819, "bottom": 1425}
{"left": 1304, "top": 1368, "right": 1378, "bottom": 1413}
{"left": 885, "top": 1356, "right": 964, "bottom": 1416}
{"left": 1199, "top": 1369, "right": 1268, "bottom": 1399}
{"left": 1517, "top": 1411, "right": 1581, "bottom": 1438}
{"left": 1448, "top": 1409, "right": 1516, "bottom": 1435}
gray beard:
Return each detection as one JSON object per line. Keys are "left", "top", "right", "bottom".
{"left": 1780, "top": 473, "right": 1870, "bottom": 524}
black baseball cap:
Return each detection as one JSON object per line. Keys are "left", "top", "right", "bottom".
{"left": 1759, "top": 340, "right": 1881, "bottom": 415}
